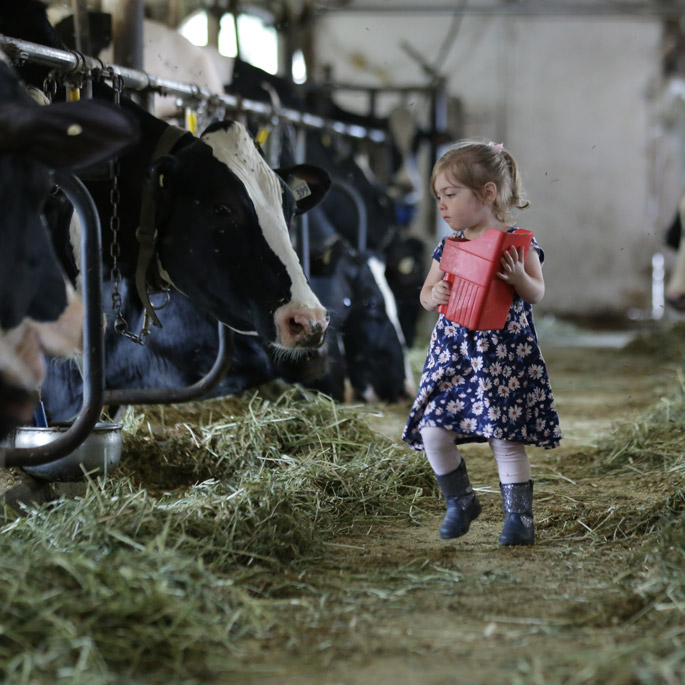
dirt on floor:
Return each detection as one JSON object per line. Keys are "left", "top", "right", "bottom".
{"left": 1, "top": 338, "right": 682, "bottom": 685}
{"left": 214, "top": 342, "right": 682, "bottom": 685}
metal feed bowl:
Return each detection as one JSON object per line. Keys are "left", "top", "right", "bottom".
{"left": 16, "top": 422, "right": 123, "bottom": 482}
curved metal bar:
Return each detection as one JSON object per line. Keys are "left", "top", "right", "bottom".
{"left": 331, "top": 179, "right": 369, "bottom": 252}
{"left": 295, "top": 126, "right": 310, "bottom": 279}
{"left": 1, "top": 172, "right": 104, "bottom": 468}
{"left": 297, "top": 213, "right": 311, "bottom": 281}
{"left": 103, "top": 324, "right": 233, "bottom": 405}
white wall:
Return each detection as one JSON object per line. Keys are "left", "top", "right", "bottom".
{"left": 314, "top": 12, "right": 664, "bottom": 318}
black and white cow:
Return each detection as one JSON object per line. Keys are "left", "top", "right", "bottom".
{"left": 226, "top": 61, "right": 416, "bottom": 393}
{"left": 41, "top": 205, "right": 410, "bottom": 421}
{"left": 1, "top": 1, "right": 331, "bottom": 358}
{"left": 0, "top": 50, "right": 138, "bottom": 440}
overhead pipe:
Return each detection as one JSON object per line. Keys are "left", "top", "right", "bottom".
{"left": 314, "top": 2, "right": 685, "bottom": 16}
{"left": 0, "top": 35, "right": 386, "bottom": 142}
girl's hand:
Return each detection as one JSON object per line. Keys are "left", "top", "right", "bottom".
{"left": 496, "top": 246, "right": 546, "bottom": 304}
{"left": 431, "top": 278, "right": 452, "bottom": 307}
{"left": 419, "top": 259, "right": 454, "bottom": 311}
{"left": 497, "top": 246, "right": 527, "bottom": 286}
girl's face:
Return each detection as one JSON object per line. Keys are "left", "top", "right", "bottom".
{"left": 434, "top": 171, "right": 495, "bottom": 233}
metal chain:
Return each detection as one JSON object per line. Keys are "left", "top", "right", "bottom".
{"left": 106, "top": 70, "right": 152, "bottom": 346}
{"left": 42, "top": 71, "right": 58, "bottom": 102}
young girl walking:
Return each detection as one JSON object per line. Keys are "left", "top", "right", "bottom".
{"left": 402, "top": 140, "right": 562, "bottom": 546}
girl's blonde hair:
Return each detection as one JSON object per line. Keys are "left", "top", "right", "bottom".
{"left": 431, "top": 139, "right": 529, "bottom": 223}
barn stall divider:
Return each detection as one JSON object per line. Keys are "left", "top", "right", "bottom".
{"left": 0, "top": 32, "right": 390, "bottom": 475}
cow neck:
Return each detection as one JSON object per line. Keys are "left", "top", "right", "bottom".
{"left": 135, "top": 123, "right": 189, "bottom": 328}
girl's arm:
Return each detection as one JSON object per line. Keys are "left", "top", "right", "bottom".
{"left": 497, "top": 247, "right": 545, "bottom": 304}
{"left": 420, "top": 259, "right": 451, "bottom": 311}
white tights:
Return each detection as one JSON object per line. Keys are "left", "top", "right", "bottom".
{"left": 419, "top": 426, "right": 531, "bottom": 484}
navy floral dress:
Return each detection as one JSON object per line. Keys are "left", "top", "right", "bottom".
{"left": 403, "top": 229, "right": 562, "bottom": 451}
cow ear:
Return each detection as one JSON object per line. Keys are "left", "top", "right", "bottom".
{"left": 146, "top": 154, "right": 181, "bottom": 198}
{"left": 275, "top": 163, "right": 332, "bottom": 215}
{"left": 0, "top": 100, "right": 139, "bottom": 172}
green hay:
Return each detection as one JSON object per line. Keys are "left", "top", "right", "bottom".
{"left": 574, "top": 498, "right": 685, "bottom": 685}
{"left": 0, "top": 387, "right": 433, "bottom": 683}
{"left": 636, "top": 490, "right": 685, "bottom": 624}
{"left": 0, "top": 482, "right": 269, "bottom": 683}
{"left": 571, "top": 348, "right": 685, "bottom": 683}
{"left": 592, "top": 384, "right": 685, "bottom": 474}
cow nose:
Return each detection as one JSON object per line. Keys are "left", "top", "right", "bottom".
{"left": 288, "top": 314, "right": 328, "bottom": 347}
{"left": 288, "top": 315, "right": 306, "bottom": 338}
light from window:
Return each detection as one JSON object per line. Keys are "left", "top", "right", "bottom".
{"left": 292, "top": 49, "right": 306, "bottom": 84}
{"left": 178, "top": 10, "right": 207, "bottom": 46}
{"left": 179, "top": 11, "right": 278, "bottom": 75}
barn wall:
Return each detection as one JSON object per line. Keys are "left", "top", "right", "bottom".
{"left": 313, "top": 12, "right": 664, "bottom": 318}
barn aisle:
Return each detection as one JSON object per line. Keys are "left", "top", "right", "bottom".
{"left": 0, "top": 323, "right": 682, "bottom": 684}
{"left": 226, "top": 324, "right": 684, "bottom": 684}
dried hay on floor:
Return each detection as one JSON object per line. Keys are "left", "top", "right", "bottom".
{"left": 0, "top": 386, "right": 434, "bottom": 684}
{"left": 592, "top": 381, "right": 685, "bottom": 474}
{"left": 566, "top": 352, "right": 685, "bottom": 682}
{"left": 119, "top": 385, "right": 434, "bottom": 526}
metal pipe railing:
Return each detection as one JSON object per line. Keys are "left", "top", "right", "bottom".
{"left": 1, "top": 172, "right": 104, "bottom": 468}
{"left": 331, "top": 179, "right": 368, "bottom": 252}
{"left": 103, "top": 324, "right": 233, "bottom": 406}
{"left": 0, "top": 34, "right": 386, "bottom": 143}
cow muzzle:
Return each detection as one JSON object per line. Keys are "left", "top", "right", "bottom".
{"left": 274, "top": 304, "right": 329, "bottom": 349}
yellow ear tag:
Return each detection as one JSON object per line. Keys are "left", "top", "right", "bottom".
{"left": 66, "top": 124, "right": 83, "bottom": 136}
{"left": 67, "top": 86, "right": 80, "bottom": 101}
{"left": 256, "top": 127, "right": 270, "bottom": 146}
{"left": 185, "top": 109, "right": 198, "bottom": 135}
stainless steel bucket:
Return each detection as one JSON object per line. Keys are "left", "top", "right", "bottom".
{"left": 15, "top": 422, "right": 123, "bottom": 482}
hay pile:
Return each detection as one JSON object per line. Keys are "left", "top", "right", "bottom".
{"left": 585, "top": 346, "right": 685, "bottom": 682}
{"left": 0, "top": 386, "right": 431, "bottom": 684}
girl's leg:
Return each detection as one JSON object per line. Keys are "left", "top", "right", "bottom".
{"left": 489, "top": 438, "right": 535, "bottom": 546}
{"left": 421, "top": 426, "right": 481, "bottom": 539}
{"left": 489, "top": 438, "right": 531, "bottom": 484}
{"left": 420, "top": 425, "right": 463, "bottom": 475}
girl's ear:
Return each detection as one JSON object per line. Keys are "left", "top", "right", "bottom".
{"left": 482, "top": 181, "right": 498, "bottom": 204}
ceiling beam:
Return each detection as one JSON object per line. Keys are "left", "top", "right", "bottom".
{"left": 312, "top": 1, "right": 685, "bottom": 17}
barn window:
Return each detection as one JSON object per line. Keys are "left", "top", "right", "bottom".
{"left": 178, "top": 9, "right": 278, "bottom": 75}
{"left": 292, "top": 49, "right": 307, "bottom": 84}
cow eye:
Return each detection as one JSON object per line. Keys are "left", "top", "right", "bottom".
{"left": 214, "top": 203, "right": 232, "bottom": 216}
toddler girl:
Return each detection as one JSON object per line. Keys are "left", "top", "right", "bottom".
{"left": 402, "top": 139, "right": 562, "bottom": 546}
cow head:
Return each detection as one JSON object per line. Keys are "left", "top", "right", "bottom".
{"left": 295, "top": 231, "right": 409, "bottom": 404}
{"left": 343, "top": 255, "right": 410, "bottom": 403}
{"left": 0, "top": 53, "right": 138, "bottom": 438}
{"left": 148, "top": 120, "right": 330, "bottom": 353}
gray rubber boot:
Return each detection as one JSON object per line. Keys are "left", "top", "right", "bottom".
{"left": 435, "top": 460, "right": 482, "bottom": 540}
{"left": 499, "top": 480, "right": 535, "bottom": 546}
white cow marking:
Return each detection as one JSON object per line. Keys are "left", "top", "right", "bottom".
{"left": 367, "top": 255, "right": 416, "bottom": 396}
{"left": 201, "top": 123, "right": 322, "bottom": 314}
